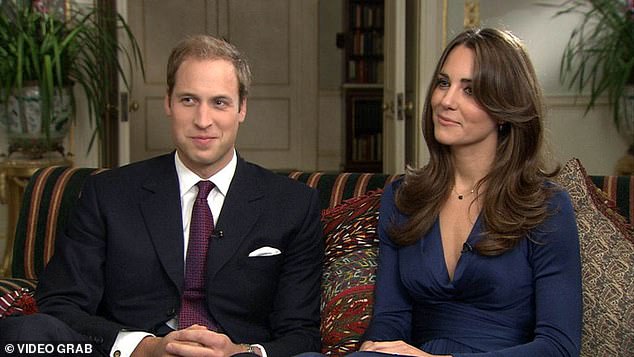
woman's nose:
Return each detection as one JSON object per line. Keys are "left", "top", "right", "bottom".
{"left": 440, "top": 88, "right": 458, "bottom": 110}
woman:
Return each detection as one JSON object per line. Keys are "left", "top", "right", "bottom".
{"left": 359, "top": 28, "right": 582, "bottom": 356}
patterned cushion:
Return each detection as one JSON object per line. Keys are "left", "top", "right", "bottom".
{"left": 320, "top": 190, "right": 382, "bottom": 355}
{"left": 321, "top": 190, "right": 382, "bottom": 266}
{"left": 555, "top": 158, "right": 634, "bottom": 356}
{"left": 0, "top": 288, "right": 37, "bottom": 318}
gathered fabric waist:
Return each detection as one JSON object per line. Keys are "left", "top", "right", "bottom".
{"left": 411, "top": 302, "right": 531, "bottom": 352}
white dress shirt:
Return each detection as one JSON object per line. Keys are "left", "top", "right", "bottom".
{"left": 110, "top": 151, "right": 268, "bottom": 356}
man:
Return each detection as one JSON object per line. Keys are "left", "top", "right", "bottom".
{"left": 2, "top": 35, "right": 323, "bottom": 357}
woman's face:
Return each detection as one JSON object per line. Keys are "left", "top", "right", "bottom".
{"left": 431, "top": 45, "right": 498, "bottom": 152}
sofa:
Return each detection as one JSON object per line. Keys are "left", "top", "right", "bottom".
{"left": 0, "top": 158, "right": 632, "bottom": 356}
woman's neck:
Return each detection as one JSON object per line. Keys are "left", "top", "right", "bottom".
{"left": 451, "top": 147, "right": 494, "bottom": 191}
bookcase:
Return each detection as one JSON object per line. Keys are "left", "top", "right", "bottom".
{"left": 344, "top": 88, "right": 383, "bottom": 172}
{"left": 344, "top": 0, "right": 384, "bottom": 84}
{"left": 342, "top": 0, "right": 384, "bottom": 172}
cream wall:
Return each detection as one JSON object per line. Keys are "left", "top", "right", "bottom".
{"left": 0, "top": 1, "right": 629, "bottom": 256}
{"left": 446, "top": 0, "right": 629, "bottom": 175}
{"left": 318, "top": 0, "right": 345, "bottom": 171}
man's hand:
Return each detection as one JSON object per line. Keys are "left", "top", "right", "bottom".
{"left": 167, "top": 325, "right": 247, "bottom": 356}
{"left": 132, "top": 325, "right": 249, "bottom": 357}
{"left": 360, "top": 340, "right": 449, "bottom": 357}
{"left": 131, "top": 334, "right": 173, "bottom": 357}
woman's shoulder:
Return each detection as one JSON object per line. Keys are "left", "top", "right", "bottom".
{"left": 379, "top": 177, "right": 409, "bottom": 216}
{"left": 384, "top": 176, "right": 404, "bottom": 195}
{"left": 544, "top": 180, "right": 574, "bottom": 212}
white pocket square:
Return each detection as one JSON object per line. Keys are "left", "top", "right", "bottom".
{"left": 248, "top": 246, "right": 282, "bottom": 257}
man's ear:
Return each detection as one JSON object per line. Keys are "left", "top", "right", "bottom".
{"left": 238, "top": 98, "right": 247, "bottom": 123}
{"left": 164, "top": 94, "right": 172, "bottom": 116}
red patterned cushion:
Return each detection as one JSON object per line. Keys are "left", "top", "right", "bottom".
{"left": 321, "top": 250, "right": 377, "bottom": 355}
{"left": 320, "top": 190, "right": 382, "bottom": 355}
{"left": 0, "top": 288, "right": 38, "bottom": 318}
{"left": 321, "top": 189, "right": 382, "bottom": 266}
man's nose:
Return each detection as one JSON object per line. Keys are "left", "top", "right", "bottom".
{"left": 194, "top": 104, "right": 214, "bottom": 128}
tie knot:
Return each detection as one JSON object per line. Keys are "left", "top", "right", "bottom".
{"left": 196, "top": 181, "right": 215, "bottom": 199}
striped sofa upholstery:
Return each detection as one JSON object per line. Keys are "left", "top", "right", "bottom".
{"left": 2, "top": 163, "right": 634, "bottom": 355}
{"left": 0, "top": 166, "right": 398, "bottom": 294}
{"left": 2, "top": 166, "right": 633, "bottom": 294}
{"left": 590, "top": 175, "right": 634, "bottom": 224}
{"left": 0, "top": 167, "right": 108, "bottom": 294}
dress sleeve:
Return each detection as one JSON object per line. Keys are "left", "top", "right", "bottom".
{"left": 362, "top": 181, "right": 414, "bottom": 342}
{"left": 454, "top": 189, "right": 582, "bottom": 357}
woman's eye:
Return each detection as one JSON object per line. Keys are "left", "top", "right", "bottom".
{"left": 436, "top": 77, "right": 449, "bottom": 88}
{"left": 464, "top": 87, "right": 473, "bottom": 96}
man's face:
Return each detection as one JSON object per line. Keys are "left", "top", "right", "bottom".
{"left": 165, "top": 58, "right": 246, "bottom": 178}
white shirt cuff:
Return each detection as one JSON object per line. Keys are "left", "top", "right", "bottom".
{"left": 252, "top": 344, "right": 268, "bottom": 357}
{"left": 110, "top": 331, "right": 154, "bottom": 357}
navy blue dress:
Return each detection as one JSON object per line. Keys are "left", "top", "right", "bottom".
{"left": 362, "top": 180, "right": 582, "bottom": 356}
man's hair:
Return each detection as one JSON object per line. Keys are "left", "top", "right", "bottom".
{"left": 166, "top": 35, "right": 252, "bottom": 105}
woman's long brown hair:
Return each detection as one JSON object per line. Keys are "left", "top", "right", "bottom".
{"left": 391, "top": 28, "right": 559, "bottom": 256}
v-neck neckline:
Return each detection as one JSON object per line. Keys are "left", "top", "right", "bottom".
{"left": 435, "top": 214, "right": 481, "bottom": 284}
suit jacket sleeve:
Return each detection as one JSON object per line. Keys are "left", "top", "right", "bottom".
{"left": 259, "top": 187, "right": 324, "bottom": 356}
{"left": 36, "top": 154, "right": 185, "bottom": 355}
{"left": 36, "top": 174, "right": 127, "bottom": 352}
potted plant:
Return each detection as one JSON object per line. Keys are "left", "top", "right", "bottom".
{"left": 0, "top": 0, "right": 144, "bottom": 158}
{"left": 554, "top": 0, "right": 634, "bottom": 140}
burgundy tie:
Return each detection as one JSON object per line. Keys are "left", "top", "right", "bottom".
{"left": 179, "top": 180, "right": 216, "bottom": 329}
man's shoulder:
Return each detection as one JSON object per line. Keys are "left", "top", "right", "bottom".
{"left": 91, "top": 153, "right": 174, "bottom": 184}
{"left": 238, "top": 159, "right": 316, "bottom": 195}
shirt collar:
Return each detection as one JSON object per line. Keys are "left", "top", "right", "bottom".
{"left": 174, "top": 150, "right": 237, "bottom": 197}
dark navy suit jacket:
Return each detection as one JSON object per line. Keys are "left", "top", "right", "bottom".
{"left": 36, "top": 153, "right": 324, "bottom": 356}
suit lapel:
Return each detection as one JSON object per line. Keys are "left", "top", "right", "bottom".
{"left": 207, "top": 158, "right": 264, "bottom": 282}
{"left": 139, "top": 154, "right": 185, "bottom": 291}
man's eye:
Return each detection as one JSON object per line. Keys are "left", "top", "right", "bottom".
{"left": 214, "top": 100, "right": 229, "bottom": 108}
{"left": 181, "top": 97, "right": 196, "bottom": 106}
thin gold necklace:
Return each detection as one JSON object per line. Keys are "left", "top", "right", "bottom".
{"left": 452, "top": 186, "right": 475, "bottom": 200}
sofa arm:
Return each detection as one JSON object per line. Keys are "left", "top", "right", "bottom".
{"left": 0, "top": 278, "right": 38, "bottom": 295}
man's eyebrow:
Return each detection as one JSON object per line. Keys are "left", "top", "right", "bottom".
{"left": 173, "top": 91, "right": 198, "bottom": 98}
{"left": 211, "top": 95, "right": 234, "bottom": 103}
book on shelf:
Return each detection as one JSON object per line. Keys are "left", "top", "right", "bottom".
{"left": 351, "top": 3, "right": 384, "bottom": 29}
{"left": 352, "top": 133, "right": 382, "bottom": 162}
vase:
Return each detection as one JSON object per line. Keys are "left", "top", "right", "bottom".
{"left": 2, "top": 85, "right": 72, "bottom": 159}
